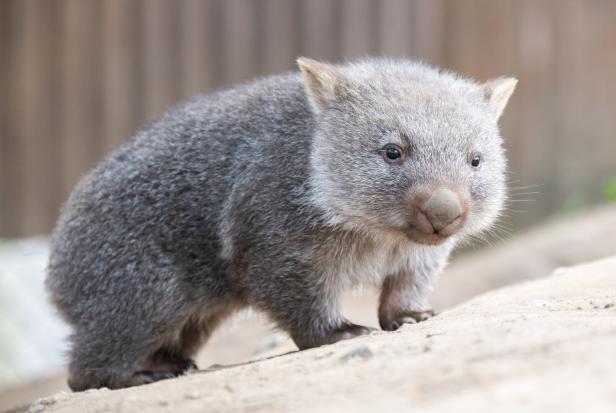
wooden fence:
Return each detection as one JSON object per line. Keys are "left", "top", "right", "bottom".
{"left": 2, "top": 0, "right": 616, "bottom": 237}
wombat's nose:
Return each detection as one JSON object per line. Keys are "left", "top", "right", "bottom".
{"left": 423, "top": 188, "right": 462, "bottom": 232}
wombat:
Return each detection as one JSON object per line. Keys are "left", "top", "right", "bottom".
{"left": 46, "top": 57, "right": 516, "bottom": 391}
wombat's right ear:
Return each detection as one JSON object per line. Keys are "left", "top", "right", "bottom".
{"left": 297, "top": 57, "right": 341, "bottom": 112}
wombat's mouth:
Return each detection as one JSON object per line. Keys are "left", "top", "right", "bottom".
{"left": 402, "top": 227, "right": 451, "bottom": 245}
{"left": 403, "top": 215, "right": 466, "bottom": 245}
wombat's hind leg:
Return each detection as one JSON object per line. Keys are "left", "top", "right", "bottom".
{"left": 67, "top": 326, "right": 200, "bottom": 390}
{"left": 68, "top": 301, "right": 240, "bottom": 390}
{"left": 148, "top": 348, "right": 198, "bottom": 373}
{"left": 125, "top": 300, "right": 242, "bottom": 387}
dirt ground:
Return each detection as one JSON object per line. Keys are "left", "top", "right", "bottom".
{"left": 25, "top": 256, "right": 616, "bottom": 412}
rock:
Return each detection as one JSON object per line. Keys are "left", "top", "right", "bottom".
{"left": 24, "top": 256, "right": 616, "bottom": 413}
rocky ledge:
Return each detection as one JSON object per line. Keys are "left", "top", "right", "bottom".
{"left": 26, "top": 256, "right": 616, "bottom": 413}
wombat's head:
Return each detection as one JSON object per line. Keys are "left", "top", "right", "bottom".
{"left": 299, "top": 57, "right": 517, "bottom": 245}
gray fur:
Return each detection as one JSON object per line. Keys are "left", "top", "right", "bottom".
{"left": 46, "top": 57, "right": 515, "bottom": 390}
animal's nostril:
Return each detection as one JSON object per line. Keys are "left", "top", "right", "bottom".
{"left": 423, "top": 188, "right": 462, "bottom": 232}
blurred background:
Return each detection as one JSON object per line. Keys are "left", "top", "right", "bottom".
{"left": 3, "top": 0, "right": 616, "bottom": 236}
{"left": 1, "top": 0, "right": 616, "bottom": 410}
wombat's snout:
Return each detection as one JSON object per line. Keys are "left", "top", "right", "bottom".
{"left": 415, "top": 188, "right": 465, "bottom": 236}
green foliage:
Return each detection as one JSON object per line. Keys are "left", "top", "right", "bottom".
{"left": 604, "top": 177, "right": 616, "bottom": 202}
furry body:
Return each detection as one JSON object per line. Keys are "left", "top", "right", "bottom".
{"left": 47, "top": 58, "right": 516, "bottom": 390}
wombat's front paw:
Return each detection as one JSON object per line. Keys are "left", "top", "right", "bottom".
{"left": 379, "top": 309, "right": 436, "bottom": 331}
{"left": 294, "top": 323, "right": 375, "bottom": 349}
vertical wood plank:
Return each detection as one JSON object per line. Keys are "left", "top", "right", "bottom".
{"left": 142, "top": 0, "right": 181, "bottom": 120}
{"left": 299, "top": 0, "right": 340, "bottom": 61}
{"left": 0, "top": 0, "right": 18, "bottom": 236}
{"left": 340, "top": 0, "right": 378, "bottom": 58}
{"left": 60, "top": 0, "right": 102, "bottom": 203}
{"left": 101, "top": 0, "right": 143, "bottom": 153}
{"left": 259, "top": 0, "right": 300, "bottom": 74}
{"left": 179, "top": 0, "right": 218, "bottom": 97}
{"left": 441, "top": 0, "right": 478, "bottom": 73}
{"left": 44, "top": 2, "right": 63, "bottom": 232}
{"left": 11, "top": 0, "right": 61, "bottom": 235}
{"left": 549, "top": 0, "right": 616, "bottom": 209}
{"left": 410, "top": 0, "right": 446, "bottom": 65}
{"left": 583, "top": 0, "right": 616, "bottom": 186}
{"left": 377, "top": 0, "right": 414, "bottom": 56}
{"left": 219, "top": 0, "right": 260, "bottom": 85}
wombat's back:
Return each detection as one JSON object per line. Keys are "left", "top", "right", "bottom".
{"left": 46, "top": 71, "right": 312, "bottom": 325}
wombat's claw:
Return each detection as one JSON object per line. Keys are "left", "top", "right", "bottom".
{"left": 129, "top": 371, "right": 179, "bottom": 387}
{"left": 331, "top": 323, "right": 377, "bottom": 342}
{"left": 168, "top": 357, "right": 198, "bottom": 375}
{"left": 129, "top": 358, "right": 197, "bottom": 386}
{"left": 182, "top": 359, "right": 198, "bottom": 373}
{"left": 407, "top": 309, "right": 436, "bottom": 322}
{"left": 381, "top": 309, "right": 436, "bottom": 331}
{"left": 297, "top": 323, "right": 376, "bottom": 349}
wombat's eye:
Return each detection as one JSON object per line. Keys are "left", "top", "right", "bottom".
{"left": 470, "top": 152, "right": 481, "bottom": 167}
{"left": 380, "top": 144, "right": 404, "bottom": 163}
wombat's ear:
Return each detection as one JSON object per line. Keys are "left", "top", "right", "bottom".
{"left": 483, "top": 77, "right": 518, "bottom": 119}
{"left": 297, "top": 57, "right": 342, "bottom": 112}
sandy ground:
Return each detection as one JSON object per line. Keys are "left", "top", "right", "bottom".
{"left": 1, "top": 205, "right": 615, "bottom": 411}
{"left": 24, "top": 256, "right": 616, "bottom": 412}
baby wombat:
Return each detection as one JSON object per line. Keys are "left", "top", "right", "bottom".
{"left": 47, "top": 57, "right": 516, "bottom": 391}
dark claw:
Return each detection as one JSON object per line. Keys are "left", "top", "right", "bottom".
{"left": 294, "top": 322, "right": 375, "bottom": 349}
{"left": 331, "top": 323, "right": 376, "bottom": 342}
{"left": 380, "top": 309, "right": 436, "bottom": 331}
{"left": 182, "top": 359, "right": 198, "bottom": 373}
{"left": 129, "top": 371, "right": 178, "bottom": 387}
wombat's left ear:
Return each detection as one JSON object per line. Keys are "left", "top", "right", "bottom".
{"left": 297, "top": 57, "right": 342, "bottom": 112}
{"left": 483, "top": 77, "right": 518, "bottom": 119}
